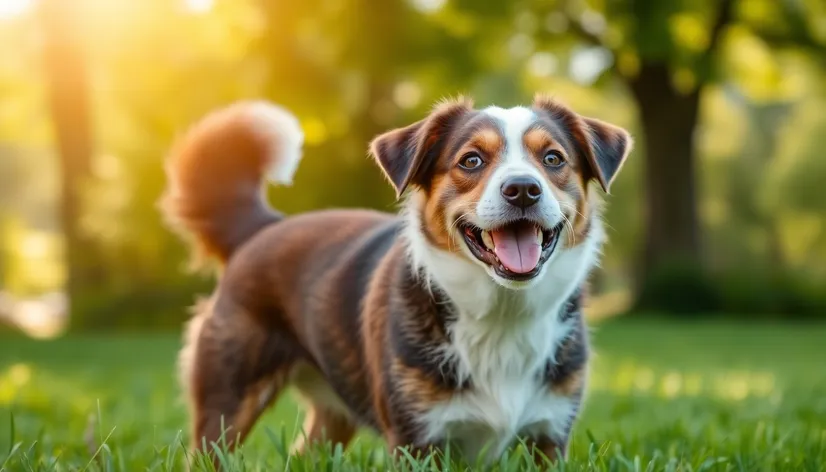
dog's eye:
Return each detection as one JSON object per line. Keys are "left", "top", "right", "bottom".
{"left": 543, "top": 150, "right": 565, "bottom": 168}
{"left": 458, "top": 153, "right": 484, "bottom": 170}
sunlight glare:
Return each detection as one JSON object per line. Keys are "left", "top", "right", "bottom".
{"left": 0, "top": 0, "right": 33, "bottom": 20}
{"left": 409, "top": 0, "right": 445, "bottom": 14}
{"left": 569, "top": 46, "right": 613, "bottom": 85}
{"left": 184, "top": 0, "right": 213, "bottom": 14}
{"left": 393, "top": 81, "right": 422, "bottom": 110}
{"left": 528, "top": 52, "right": 558, "bottom": 77}
{"left": 8, "top": 363, "right": 32, "bottom": 387}
{"left": 659, "top": 371, "right": 683, "bottom": 398}
{"left": 301, "top": 118, "right": 328, "bottom": 146}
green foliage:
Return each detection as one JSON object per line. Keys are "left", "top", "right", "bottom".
{"left": 715, "top": 269, "right": 826, "bottom": 319}
{"left": 71, "top": 278, "right": 213, "bottom": 332}
{"left": 1, "top": 0, "right": 826, "bottom": 324}
{"left": 635, "top": 261, "right": 826, "bottom": 318}
{"left": 2, "top": 319, "right": 826, "bottom": 470}
{"left": 634, "top": 259, "right": 721, "bottom": 315}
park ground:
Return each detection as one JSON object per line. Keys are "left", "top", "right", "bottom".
{"left": 1, "top": 317, "right": 825, "bottom": 471}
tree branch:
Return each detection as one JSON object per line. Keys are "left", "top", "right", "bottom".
{"left": 567, "top": 17, "right": 609, "bottom": 50}
{"left": 751, "top": 3, "right": 825, "bottom": 55}
{"left": 705, "top": 0, "right": 735, "bottom": 59}
{"left": 560, "top": 0, "right": 616, "bottom": 51}
{"left": 695, "top": 0, "right": 735, "bottom": 82}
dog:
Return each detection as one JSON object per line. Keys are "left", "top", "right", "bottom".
{"left": 162, "top": 94, "right": 631, "bottom": 464}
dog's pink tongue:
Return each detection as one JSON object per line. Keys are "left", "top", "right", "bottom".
{"left": 491, "top": 222, "right": 541, "bottom": 274}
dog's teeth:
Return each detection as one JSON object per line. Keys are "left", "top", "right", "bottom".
{"left": 536, "top": 228, "right": 543, "bottom": 244}
{"left": 481, "top": 230, "right": 494, "bottom": 250}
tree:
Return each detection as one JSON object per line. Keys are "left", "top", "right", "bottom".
{"left": 39, "top": 0, "right": 102, "bottom": 316}
{"left": 555, "top": 0, "right": 823, "bottom": 309}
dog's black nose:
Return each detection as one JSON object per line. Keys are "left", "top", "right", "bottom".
{"left": 501, "top": 176, "right": 542, "bottom": 209}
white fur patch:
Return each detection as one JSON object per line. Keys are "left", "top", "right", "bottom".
{"left": 476, "top": 106, "right": 562, "bottom": 243}
{"left": 244, "top": 101, "right": 304, "bottom": 185}
{"left": 421, "top": 308, "right": 578, "bottom": 460}
{"left": 482, "top": 106, "right": 535, "bottom": 155}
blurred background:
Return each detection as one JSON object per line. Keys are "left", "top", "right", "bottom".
{"left": 1, "top": 0, "right": 825, "bottom": 337}
{"left": 1, "top": 2, "right": 826, "bottom": 468}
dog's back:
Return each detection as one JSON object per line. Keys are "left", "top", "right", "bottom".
{"left": 162, "top": 102, "right": 410, "bottom": 456}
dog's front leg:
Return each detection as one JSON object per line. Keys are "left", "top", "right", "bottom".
{"left": 385, "top": 431, "right": 445, "bottom": 467}
{"left": 525, "top": 434, "right": 569, "bottom": 468}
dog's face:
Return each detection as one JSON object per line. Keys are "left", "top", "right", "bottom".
{"left": 371, "top": 95, "right": 631, "bottom": 288}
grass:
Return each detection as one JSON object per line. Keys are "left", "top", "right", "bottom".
{"left": 1, "top": 317, "right": 825, "bottom": 471}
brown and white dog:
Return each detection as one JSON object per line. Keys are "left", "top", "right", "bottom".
{"left": 162, "top": 95, "right": 631, "bottom": 464}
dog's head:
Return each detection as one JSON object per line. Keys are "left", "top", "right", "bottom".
{"left": 370, "top": 95, "right": 632, "bottom": 288}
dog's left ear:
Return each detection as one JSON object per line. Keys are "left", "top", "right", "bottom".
{"left": 581, "top": 117, "right": 633, "bottom": 193}
{"left": 370, "top": 97, "right": 473, "bottom": 198}
{"left": 532, "top": 95, "right": 632, "bottom": 193}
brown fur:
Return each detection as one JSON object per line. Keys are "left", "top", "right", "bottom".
{"left": 162, "top": 96, "right": 631, "bottom": 466}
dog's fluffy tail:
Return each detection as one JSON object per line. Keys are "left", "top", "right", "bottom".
{"left": 161, "top": 101, "right": 304, "bottom": 266}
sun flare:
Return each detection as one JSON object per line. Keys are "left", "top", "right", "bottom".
{"left": 0, "top": 0, "right": 33, "bottom": 20}
{"left": 183, "top": 0, "right": 213, "bottom": 14}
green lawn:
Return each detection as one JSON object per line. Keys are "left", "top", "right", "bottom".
{"left": 1, "top": 318, "right": 825, "bottom": 471}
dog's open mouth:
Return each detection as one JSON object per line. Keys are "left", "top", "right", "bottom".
{"left": 460, "top": 219, "right": 564, "bottom": 281}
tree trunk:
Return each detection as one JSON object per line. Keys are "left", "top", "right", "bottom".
{"left": 40, "top": 0, "right": 100, "bottom": 318}
{"left": 629, "top": 63, "right": 704, "bottom": 308}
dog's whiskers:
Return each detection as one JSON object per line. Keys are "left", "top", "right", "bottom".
{"left": 445, "top": 202, "right": 478, "bottom": 253}
{"left": 558, "top": 203, "right": 579, "bottom": 246}
{"left": 447, "top": 213, "right": 472, "bottom": 252}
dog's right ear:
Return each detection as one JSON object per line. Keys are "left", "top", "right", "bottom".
{"left": 370, "top": 97, "right": 473, "bottom": 198}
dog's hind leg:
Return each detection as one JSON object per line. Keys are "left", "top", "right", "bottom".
{"left": 180, "top": 296, "right": 295, "bottom": 456}
{"left": 290, "top": 404, "right": 356, "bottom": 454}
{"left": 290, "top": 365, "right": 357, "bottom": 454}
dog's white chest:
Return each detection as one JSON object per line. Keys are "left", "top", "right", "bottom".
{"left": 419, "top": 311, "right": 577, "bottom": 460}
{"left": 425, "top": 376, "right": 574, "bottom": 460}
